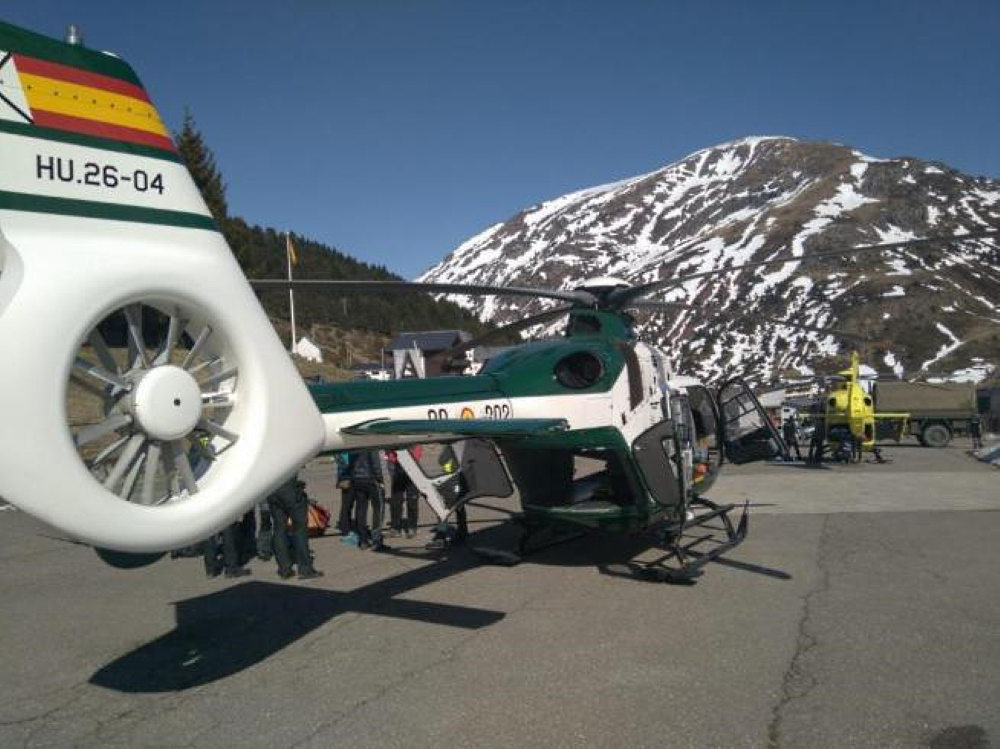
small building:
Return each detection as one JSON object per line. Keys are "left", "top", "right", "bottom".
{"left": 293, "top": 336, "right": 323, "bottom": 363}
{"left": 388, "top": 330, "right": 472, "bottom": 378}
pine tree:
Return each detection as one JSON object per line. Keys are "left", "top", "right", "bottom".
{"left": 175, "top": 111, "right": 228, "bottom": 223}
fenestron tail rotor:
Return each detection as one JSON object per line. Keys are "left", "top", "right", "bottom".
{"left": 68, "top": 303, "right": 240, "bottom": 508}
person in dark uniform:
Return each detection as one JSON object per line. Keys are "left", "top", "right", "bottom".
{"left": 202, "top": 521, "right": 250, "bottom": 579}
{"left": 255, "top": 500, "right": 273, "bottom": 560}
{"left": 267, "top": 476, "right": 323, "bottom": 579}
{"left": 387, "top": 450, "right": 420, "bottom": 538}
{"left": 806, "top": 408, "right": 826, "bottom": 465}
{"left": 970, "top": 416, "right": 983, "bottom": 450}
{"left": 782, "top": 417, "right": 802, "bottom": 461}
{"left": 342, "top": 450, "right": 389, "bottom": 551}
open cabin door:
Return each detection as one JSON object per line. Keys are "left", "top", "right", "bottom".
{"left": 632, "top": 420, "right": 685, "bottom": 514}
{"left": 397, "top": 439, "right": 514, "bottom": 522}
{"left": 717, "top": 378, "right": 789, "bottom": 465}
{"left": 685, "top": 385, "right": 723, "bottom": 494}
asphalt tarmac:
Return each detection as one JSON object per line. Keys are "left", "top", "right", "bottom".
{"left": 1, "top": 440, "right": 998, "bottom": 748}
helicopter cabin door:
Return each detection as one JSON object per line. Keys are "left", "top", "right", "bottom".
{"left": 716, "top": 378, "right": 789, "bottom": 465}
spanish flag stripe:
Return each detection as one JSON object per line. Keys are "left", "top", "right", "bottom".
{"left": 13, "top": 53, "right": 150, "bottom": 103}
{"left": 31, "top": 110, "right": 176, "bottom": 152}
{"left": 18, "top": 72, "right": 169, "bottom": 138}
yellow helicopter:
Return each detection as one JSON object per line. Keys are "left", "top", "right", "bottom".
{"left": 813, "top": 351, "right": 909, "bottom": 462}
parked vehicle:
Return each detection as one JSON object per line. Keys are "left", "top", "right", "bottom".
{"left": 872, "top": 381, "right": 978, "bottom": 447}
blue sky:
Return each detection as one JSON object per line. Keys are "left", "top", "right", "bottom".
{"left": 6, "top": 1, "right": 999, "bottom": 278}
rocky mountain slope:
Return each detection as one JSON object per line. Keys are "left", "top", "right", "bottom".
{"left": 419, "top": 137, "right": 1000, "bottom": 383}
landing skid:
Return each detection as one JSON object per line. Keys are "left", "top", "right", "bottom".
{"left": 471, "top": 518, "right": 587, "bottom": 567}
{"left": 641, "top": 498, "right": 750, "bottom": 584}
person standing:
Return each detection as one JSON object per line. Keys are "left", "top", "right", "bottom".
{"left": 342, "top": 450, "right": 389, "bottom": 551}
{"left": 782, "top": 416, "right": 802, "bottom": 461}
{"left": 387, "top": 450, "right": 420, "bottom": 539}
{"left": 969, "top": 415, "right": 983, "bottom": 450}
{"left": 255, "top": 499, "right": 273, "bottom": 561}
{"left": 202, "top": 521, "right": 250, "bottom": 579}
{"left": 267, "top": 476, "right": 323, "bottom": 580}
{"left": 336, "top": 453, "right": 358, "bottom": 544}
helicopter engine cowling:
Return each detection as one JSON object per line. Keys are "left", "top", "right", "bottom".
{"left": 0, "top": 207, "right": 325, "bottom": 554}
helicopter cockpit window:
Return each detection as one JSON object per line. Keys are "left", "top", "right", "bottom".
{"left": 566, "top": 314, "right": 602, "bottom": 337}
{"left": 554, "top": 350, "right": 604, "bottom": 389}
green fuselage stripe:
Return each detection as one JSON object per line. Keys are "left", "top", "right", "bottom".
{"left": 0, "top": 190, "right": 217, "bottom": 231}
{"left": 0, "top": 120, "right": 181, "bottom": 163}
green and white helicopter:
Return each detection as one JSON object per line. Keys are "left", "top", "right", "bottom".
{"left": 0, "top": 19, "right": 995, "bottom": 580}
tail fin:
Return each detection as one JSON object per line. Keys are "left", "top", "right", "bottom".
{"left": 0, "top": 21, "right": 324, "bottom": 553}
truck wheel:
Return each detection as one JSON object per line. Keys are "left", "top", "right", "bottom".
{"left": 921, "top": 423, "right": 951, "bottom": 448}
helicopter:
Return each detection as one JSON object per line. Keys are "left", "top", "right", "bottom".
{"left": 0, "top": 19, "right": 997, "bottom": 581}
{"left": 809, "top": 350, "right": 910, "bottom": 462}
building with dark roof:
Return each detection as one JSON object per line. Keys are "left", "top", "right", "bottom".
{"left": 388, "top": 330, "right": 472, "bottom": 378}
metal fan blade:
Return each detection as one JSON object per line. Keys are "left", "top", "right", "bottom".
{"left": 123, "top": 304, "right": 149, "bottom": 370}
{"left": 103, "top": 433, "right": 145, "bottom": 492}
{"left": 172, "top": 447, "right": 199, "bottom": 495}
{"left": 73, "top": 358, "right": 127, "bottom": 390}
{"left": 249, "top": 278, "right": 595, "bottom": 306}
{"left": 153, "top": 310, "right": 188, "bottom": 366}
{"left": 613, "top": 229, "right": 1000, "bottom": 309}
{"left": 160, "top": 440, "right": 180, "bottom": 497}
{"left": 181, "top": 325, "right": 212, "bottom": 369}
{"left": 89, "top": 434, "right": 131, "bottom": 469}
{"left": 74, "top": 414, "right": 133, "bottom": 447}
{"left": 197, "top": 417, "right": 239, "bottom": 444}
{"left": 439, "top": 304, "right": 576, "bottom": 366}
{"left": 119, "top": 450, "right": 146, "bottom": 500}
{"left": 201, "top": 391, "right": 236, "bottom": 410}
{"left": 198, "top": 365, "right": 238, "bottom": 389}
{"left": 188, "top": 356, "right": 222, "bottom": 377}
{"left": 140, "top": 441, "right": 162, "bottom": 505}
{"left": 87, "top": 329, "right": 120, "bottom": 374}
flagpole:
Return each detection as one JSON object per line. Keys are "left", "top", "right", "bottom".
{"left": 287, "top": 231, "right": 297, "bottom": 354}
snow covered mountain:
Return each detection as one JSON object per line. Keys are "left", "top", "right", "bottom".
{"left": 419, "top": 137, "right": 1000, "bottom": 383}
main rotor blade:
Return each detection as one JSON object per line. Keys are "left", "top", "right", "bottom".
{"left": 630, "top": 300, "right": 871, "bottom": 343}
{"left": 612, "top": 229, "right": 1000, "bottom": 308}
{"left": 249, "top": 278, "right": 594, "bottom": 306}
{"left": 438, "top": 304, "right": 576, "bottom": 366}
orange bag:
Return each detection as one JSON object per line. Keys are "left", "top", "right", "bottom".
{"left": 306, "top": 500, "right": 331, "bottom": 537}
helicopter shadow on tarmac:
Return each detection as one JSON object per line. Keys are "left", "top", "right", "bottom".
{"left": 403, "top": 506, "right": 794, "bottom": 586}
{"left": 90, "top": 510, "right": 791, "bottom": 693}
{"left": 88, "top": 551, "right": 503, "bottom": 694}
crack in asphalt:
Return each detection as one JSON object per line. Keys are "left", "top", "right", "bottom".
{"left": 290, "top": 582, "right": 542, "bottom": 748}
{"left": 766, "top": 515, "right": 832, "bottom": 749}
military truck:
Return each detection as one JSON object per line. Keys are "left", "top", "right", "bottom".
{"left": 872, "top": 381, "right": 978, "bottom": 447}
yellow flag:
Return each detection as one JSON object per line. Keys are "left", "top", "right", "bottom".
{"left": 286, "top": 234, "right": 298, "bottom": 266}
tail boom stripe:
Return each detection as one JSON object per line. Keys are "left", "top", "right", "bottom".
{"left": 0, "top": 189, "right": 216, "bottom": 231}
{"left": 30, "top": 110, "right": 175, "bottom": 152}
